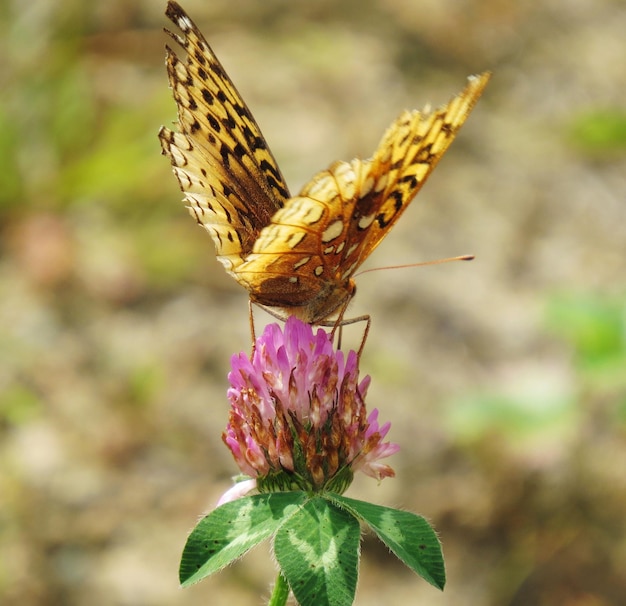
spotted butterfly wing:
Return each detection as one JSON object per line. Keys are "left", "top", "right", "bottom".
{"left": 159, "top": 1, "right": 490, "bottom": 324}
{"left": 158, "top": 1, "right": 290, "bottom": 274}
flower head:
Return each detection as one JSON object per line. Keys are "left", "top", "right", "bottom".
{"left": 223, "top": 317, "right": 399, "bottom": 497}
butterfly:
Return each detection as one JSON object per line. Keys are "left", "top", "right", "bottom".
{"left": 159, "top": 0, "right": 490, "bottom": 325}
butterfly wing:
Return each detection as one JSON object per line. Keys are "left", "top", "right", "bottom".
{"left": 158, "top": 1, "right": 290, "bottom": 276}
{"left": 234, "top": 72, "right": 490, "bottom": 323}
{"left": 234, "top": 183, "right": 360, "bottom": 320}
{"left": 341, "top": 72, "right": 491, "bottom": 274}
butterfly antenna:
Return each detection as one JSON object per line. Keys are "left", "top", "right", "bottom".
{"left": 355, "top": 254, "right": 474, "bottom": 277}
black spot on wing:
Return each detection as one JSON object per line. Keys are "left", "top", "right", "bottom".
{"left": 208, "top": 114, "right": 220, "bottom": 131}
{"left": 398, "top": 174, "right": 418, "bottom": 188}
{"left": 233, "top": 142, "right": 246, "bottom": 159}
{"left": 376, "top": 191, "right": 403, "bottom": 228}
{"left": 220, "top": 143, "right": 231, "bottom": 168}
{"left": 194, "top": 49, "right": 206, "bottom": 65}
{"left": 440, "top": 121, "right": 454, "bottom": 135}
{"left": 221, "top": 113, "right": 236, "bottom": 130}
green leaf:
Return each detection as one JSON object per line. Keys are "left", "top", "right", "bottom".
{"left": 274, "top": 497, "right": 360, "bottom": 606}
{"left": 179, "top": 492, "right": 307, "bottom": 587}
{"left": 330, "top": 495, "right": 446, "bottom": 590}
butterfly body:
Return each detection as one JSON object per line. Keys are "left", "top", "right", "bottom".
{"left": 159, "top": 1, "right": 490, "bottom": 324}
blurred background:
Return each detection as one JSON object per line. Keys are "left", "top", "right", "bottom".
{"left": 1, "top": 0, "right": 625, "bottom": 604}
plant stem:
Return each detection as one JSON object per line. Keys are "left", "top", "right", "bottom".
{"left": 268, "top": 572, "right": 289, "bottom": 606}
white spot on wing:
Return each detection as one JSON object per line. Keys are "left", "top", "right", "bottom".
{"left": 360, "top": 175, "right": 375, "bottom": 197}
{"left": 346, "top": 243, "right": 359, "bottom": 258}
{"left": 293, "top": 256, "right": 311, "bottom": 269}
{"left": 178, "top": 16, "right": 193, "bottom": 31}
{"left": 374, "top": 174, "right": 388, "bottom": 193}
{"left": 321, "top": 219, "right": 344, "bottom": 243}
{"left": 286, "top": 231, "right": 306, "bottom": 248}
{"left": 358, "top": 213, "right": 375, "bottom": 230}
{"left": 341, "top": 261, "right": 358, "bottom": 279}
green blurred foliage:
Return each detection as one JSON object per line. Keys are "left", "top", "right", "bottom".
{"left": 447, "top": 389, "right": 577, "bottom": 443}
{"left": 0, "top": 384, "right": 42, "bottom": 427}
{"left": 447, "top": 293, "right": 626, "bottom": 441}
{"left": 0, "top": 2, "right": 192, "bottom": 290}
{"left": 546, "top": 293, "right": 626, "bottom": 423}
{"left": 545, "top": 293, "right": 626, "bottom": 370}
{"left": 567, "top": 109, "right": 626, "bottom": 158}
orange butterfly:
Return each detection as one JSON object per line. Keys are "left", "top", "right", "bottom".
{"left": 159, "top": 1, "right": 489, "bottom": 325}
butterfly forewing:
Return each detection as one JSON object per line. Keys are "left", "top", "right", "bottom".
{"left": 342, "top": 73, "right": 490, "bottom": 273}
{"left": 160, "top": 1, "right": 489, "bottom": 324}
{"left": 158, "top": 1, "right": 290, "bottom": 273}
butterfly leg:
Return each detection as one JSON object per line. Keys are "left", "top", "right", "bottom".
{"left": 336, "top": 323, "right": 344, "bottom": 351}
{"left": 329, "top": 296, "right": 351, "bottom": 345}
{"left": 328, "top": 310, "right": 371, "bottom": 359}
{"left": 356, "top": 315, "right": 371, "bottom": 360}
{"left": 342, "top": 314, "right": 371, "bottom": 359}
{"left": 248, "top": 299, "right": 257, "bottom": 356}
